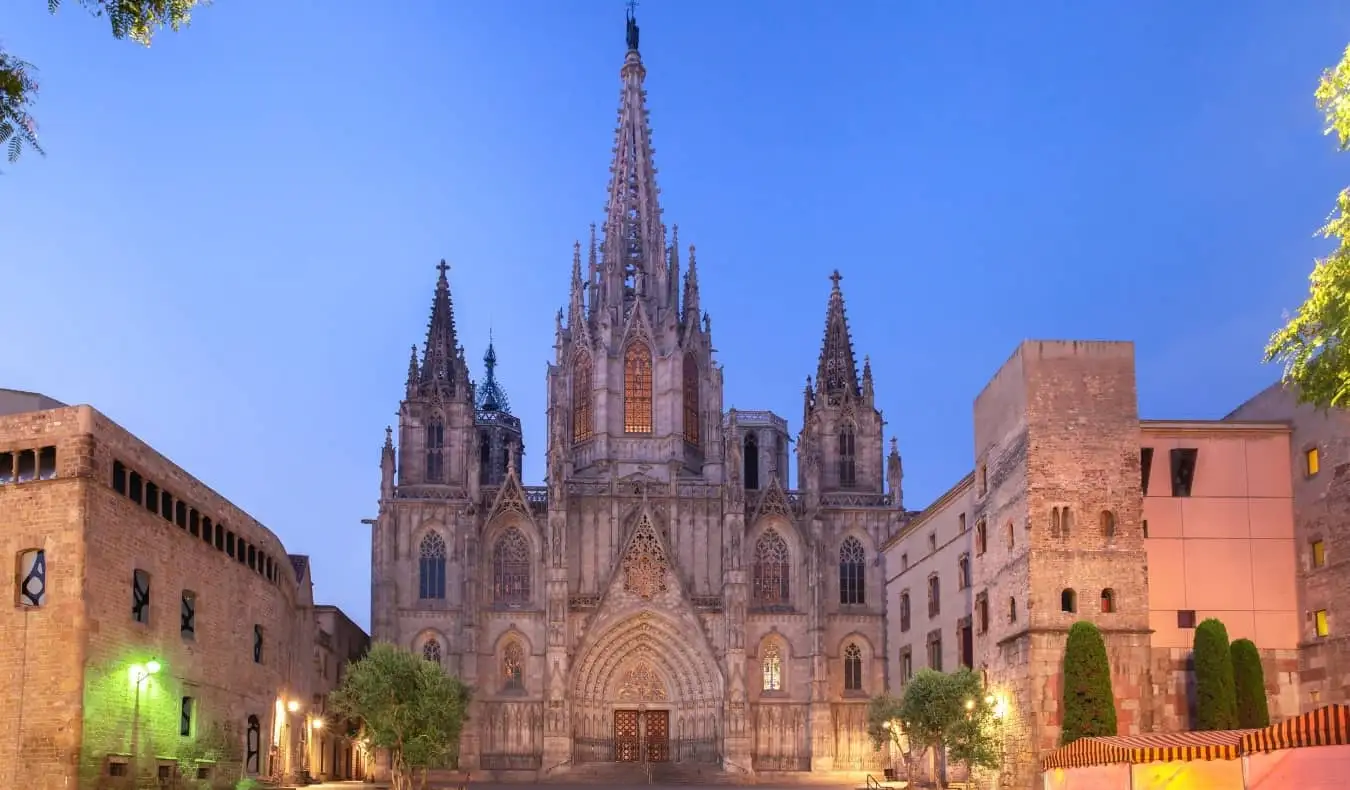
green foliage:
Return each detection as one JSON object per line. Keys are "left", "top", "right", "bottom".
{"left": 865, "top": 693, "right": 907, "bottom": 751}
{"left": 0, "top": 0, "right": 206, "bottom": 165}
{"left": 328, "top": 642, "right": 471, "bottom": 790}
{"left": 898, "top": 668, "right": 1001, "bottom": 779}
{"left": 1266, "top": 44, "right": 1350, "bottom": 407}
{"left": 1193, "top": 618, "right": 1239, "bottom": 731}
{"left": 1231, "top": 638, "right": 1271, "bottom": 729}
{"left": 1059, "top": 621, "right": 1118, "bottom": 745}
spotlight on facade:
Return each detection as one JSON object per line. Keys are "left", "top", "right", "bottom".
{"left": 287, "top": 700, "right": 301, "bottom": 713}
{"left": 146, "top": 659, "right": 161, "bottom": 675}
{"left": 992, "top": 695, "right": 1009, "bottom": 720}
{"left": 312, "top": 718, "right": 325, "bottom": 730}
{"left": 984, "top": 694, "right": 995, "bottom": 705}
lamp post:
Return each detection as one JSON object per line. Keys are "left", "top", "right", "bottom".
{"left": 129, "top": 660, "right": 162, "bottom": 778}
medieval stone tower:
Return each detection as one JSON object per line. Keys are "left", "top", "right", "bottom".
{"left": 368, "top": 8, "right": 906, "bottom": 778}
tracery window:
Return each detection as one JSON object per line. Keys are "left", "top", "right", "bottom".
{"left": 623, "top": 343, "right": 653, "bottom": 434}
{"left": 752, "top": 529, "right": 790, "bottom": 607}
{"left": 683, "top": 353, "right": 700, "bottom": 446}
{"left": 425, "top": 417, "right": 445, "bottom": 483}
{"left": 838, "top": 424, "right": 856, "bottom": 489}
{"left": 843, "top": 642, "right": 864, "bottom": 691}
{"left": 762, "top": 642, "right": 783, "bottom": 692}
{"left": 839, "top": 536, "right": 866, "bottom": 605}
{"left": 572, "top": 354, "right": 594, "bottom": 443}
{"left": 419, "top": 533, "right": 447, "bottom": 600}
{"left": 492, "top": 528, "right": 531, "bottom": 604}
{"left": 502, "top": 640, "right": 524, "bottom": 691}
{"left": 422, "top": 638, "right": 442, "bottom": 666}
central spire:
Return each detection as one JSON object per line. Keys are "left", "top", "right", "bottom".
{"left": 816, "top": 269, "right": 862, "bottom": 402}
{"left": 600, "top": 1, "right": 668, "bottom": 313}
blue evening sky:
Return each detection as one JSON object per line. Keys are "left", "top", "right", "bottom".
{"left": 3, "top": 1, "right": 1348, "bottom": 630}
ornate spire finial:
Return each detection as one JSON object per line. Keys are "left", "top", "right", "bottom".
{"left": 418, "top": 259, "right": 463, "bottom": 398}
{"left": 815, "top": 271, "right": 861, "bottom": 401}
{"left": 385, "top": 426, "right": 394, "bottom": 448}
{"left": 626, "top": 0, "right": 640, "bottom": 51}
{"left": 437, "top": 259, "right": 450, "bottom": 278}
{"left": 830, "top": 269, "right": 842, "bottom": 289}
{"left": 478, "top": 334, "right": 510, "bottom": 413}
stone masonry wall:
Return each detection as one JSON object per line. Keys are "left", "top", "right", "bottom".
{"left": 1150, "top": 647, "right": 1300, "bottom": 729}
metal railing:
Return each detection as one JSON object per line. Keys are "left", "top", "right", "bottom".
{"left": 571, "top": 737, "right": 721, "bottom": 765}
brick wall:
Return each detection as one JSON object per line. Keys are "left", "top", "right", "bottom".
{"left": 0, "top": 405, "right": 315, "bottom": 790}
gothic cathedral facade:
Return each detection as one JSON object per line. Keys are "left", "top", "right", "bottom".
{"left": 368, "top": 10, "right": 907, "bottom": 778}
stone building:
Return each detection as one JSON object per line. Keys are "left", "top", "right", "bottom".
{"left": 0, "top": 390, "right": 318, "bottom": 789}
{"left": 1227, "top": 383, "right": 1350, "bottom": 709}
{"left": 882, "top": 342, "right": 1304, "bottom": 789}
{"left": 309, "top": 604, "right": 372, "bottom": 781}
{"left": 367, "top": 8, "right": 904, "bottom": 779}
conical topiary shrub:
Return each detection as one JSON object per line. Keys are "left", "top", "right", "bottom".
{"left": 1193, "top": 618, "right": 1239, "bottom": 730}
{"left": 1230, "top": 638, "right": 1271, "bottom": 728}
{"left": 1060, "top": 620, "right": 1118, "bottom": 745}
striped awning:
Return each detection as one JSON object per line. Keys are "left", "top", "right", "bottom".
{"left": 1241, "top": 704, "right": 1350, "bottom": 754}
{"left": 1041, "top": 729, "right": 1252, "bottom": 770}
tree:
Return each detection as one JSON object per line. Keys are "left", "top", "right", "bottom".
{"left": 328, "top": 642, "right": 472, "bottom": 790}
{"left": 1059, "top": 621, "right": 1118, "bottom": 745}
{"left": 1, "top": 1, "right": 205, "bottom": 164}
{"left": 866, "top": 694, "right": 914, "bottom": 780}
{"left": 898, "top": 668, "right": 1001, "bottom": 786}
{"left": 1230, "top": 638, "right": 1271, "bottom": 728}
{"left": 1193, "top": 618, "right": 1239, "bottom": 731}
{"left": 1266, "top": 43, "right": 1350, "bottom": 407}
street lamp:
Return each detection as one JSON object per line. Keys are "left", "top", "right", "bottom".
{"left": 287, "top": 699, "right": 301, "bottom": 713}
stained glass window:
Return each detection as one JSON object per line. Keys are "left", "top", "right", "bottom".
{"left": 624, "top": 343, "right": 652, "bottom": 434}
{"left": 573, "top": 354, "right": 594, "bottom": 443}
{"left": 419, "top": 533, "right": 447, "bottom": 600}
{"left": 683, "top": 354, "right": 700, "bottom": 446}
{"left": 493, "top": 528, "right": 531, "bottom": 604}
{"left": 752, "top": 530, "right": 790, "bottom": 607}
{"left": 839, "top": 536, "right": 866, "bottom": 605}
{"left": 422, "top": 638, "right": 442, "bottom": 666}
{"left": 843, "top": 642, "right": 863, "bottom": 691}
{"left": 762, "top": 643, "right": 783, "bottom": 692}
{"left": 502, "top": 640, "right": 524, "bottom": 691}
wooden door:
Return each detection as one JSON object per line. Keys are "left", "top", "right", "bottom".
{"left": 614, "top": 710, "right": 640, "bottom": 762}
{"left": 644, "top": 710, "right": 670, "bottom": 762}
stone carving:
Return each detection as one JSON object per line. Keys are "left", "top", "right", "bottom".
{"left": 617, "top": 661, "right": 668, "bottom": 701}
{"left": 622, "top": 515, "right": 669, "bottom": 599}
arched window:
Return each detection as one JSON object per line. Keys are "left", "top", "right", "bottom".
{"left": 422, "top": 638, "right": 443, "bottom": 666}
{"left": 839, "top": 536, "right": 866, "bottom": 605}
{"left": 838, "top": 424, "right": 857, "bottom": 489}
{"left": 1061, "top": 589, "right": 1077, "bottom": 613}
{"left": 752, "top": 529, "right": 790, "bottom": 607}
{"left": 572, "top": 354, "right": 594, "bottom": 443}
{"left": 1101, "top": 510, "right": 1116, "bottom": 538}
{"left": 492, "top": 528, "right": 531, "bottom": 604}
{"left": 1062, "top": 506, "right": 1073, "bottom": 538}
{"left": 425, "top": 416, "right": 445, "bottom": 483}
{"left": 744, "top": 433, "right": 760, "bottom": 490}
{"left": 418, "top": 533, "right": 447, "bottom": 600}
{"left": 683, "top": 353, "right": 700, "bottom": 446}
{"left": 623, "top": 343, "right": 653, "bottom": 434}
{"left": 762, "top": 642, "right": 783, "bottom": 692}
{"left": 502, "top": 640, "right": 524, "bottom": 691}
{"left": 1100, "top": 588, "right": 1116, "bottom": 613}
{"left": 1051, "top": 507, "right": 1062, "bottom": 538}
{"left": 479, "top": 434, "right": 494, "bottom": 486}
{"left": 1006, "top": 520, "right": 1015, "bottom": 549}
{"left": 245, "top": 715, "right": 261, "bottom": 774}
{"left": 843, "top": 642, "right": 864, "bottom": 691}
{"left": 957, "top": 555, "right": 971, "bottom": 590}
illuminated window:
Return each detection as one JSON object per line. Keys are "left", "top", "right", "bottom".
{"left": 1306, "top": 447, "right": 1321, "bottom": 477}
{"left": 1315, "top": 609, "right": 1330, "bottom": 638}
{"left": 682, "top": 353, "right": 700, "bottom": 446}
{"left": 623, "top": 343, "right": 652, "bottom": 434}
{"left": 762, "top": 643, "right": 783, "bottom": 692}
{"left": 843, "top": 642, "right": 863, "bottom": 691}
{"left": 1312, "top": 539, "right": 1327, "bottom": 569}
{"left": 422, "top": 639, "right": 442, "bottom": 666}
{"left": 502, "top": 640, "right": 524, "bottom": 691}
{"left": 572, "top": 354, "right": 594, "bottom": 443}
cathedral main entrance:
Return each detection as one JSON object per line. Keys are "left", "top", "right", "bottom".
{"left": 613, "top": 709, "right": 670, "bottom": 762}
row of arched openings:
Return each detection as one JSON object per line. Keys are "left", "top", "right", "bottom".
{"left": 571, "top": 346, "right": 701, "bottom": 445}
{"left": 758, "top": 640, "right": 869, "bottom": 693}
{"left": 751, "top": 530, "right": 868, "bottom": 608}
{"left": 1050, "top": 506, "right": 1118, "bottom": 539}
{"left": 1061, "top": 587, "right": 1116, "bottom": 614}
{"left": 418, "top": 527, "right": 533, "bottom": 603}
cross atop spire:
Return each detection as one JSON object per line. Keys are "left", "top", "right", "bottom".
{"left": 829, "top": 269, "right": 842, "bottom": 289}
{"left": 436, "top": 259, "right": 450, "bottom": 278}
{"left": 815, "top": 270, "right": 861, "bottom": 402}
